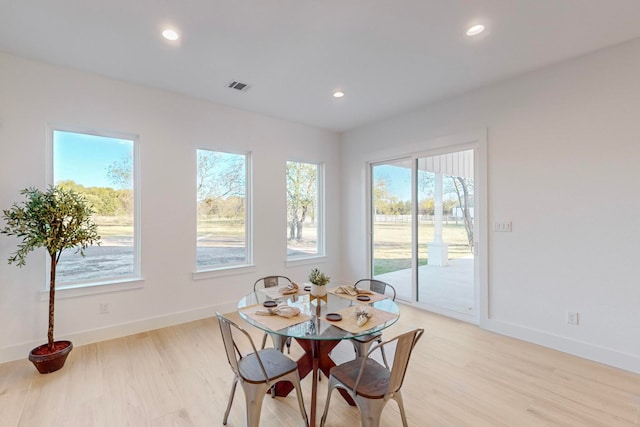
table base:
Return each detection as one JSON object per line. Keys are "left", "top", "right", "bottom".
{"left": 273, "top": 338, "right": 355, "bottom": 426}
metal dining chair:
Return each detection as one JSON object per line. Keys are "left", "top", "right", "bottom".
{"left": 350, "top": 279, "right": 397, "bottom": 359}
{"left": 355, "top": 278, "right": 397, "bottom": 300}
{"left": 253, "top": 275, "right": 294, "bottom": 353}
{"left": 216, "top": 312, "right": 309, "bottom": 427}
{"left": 320, "top": 328, "right": 424, "bottom": 427}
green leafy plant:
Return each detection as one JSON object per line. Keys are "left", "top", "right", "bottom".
{"left": 308, "top": 267, "right": 330, "bottom": 286}
{"left": 2, "top": 186, "right": 100, "bottom": 351}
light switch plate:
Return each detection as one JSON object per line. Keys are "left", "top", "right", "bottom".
{"left": 494, "top": 221, "right": 512, "bottom": 232}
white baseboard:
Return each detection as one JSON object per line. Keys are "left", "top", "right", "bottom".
{"left": 484, "top": 318, "right": 640, "bottom": 374}
{"left": 5, "top": 303, "right": 638, "bottom": 376}
{"left": 0, "top": 300, "right": 238, "bottom": 364}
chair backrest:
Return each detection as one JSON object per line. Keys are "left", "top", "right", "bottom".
{"left": 354, "top": 278, "right": 396, "bottom": 301}
{"left": 253, "top": 275, "right": 293, "bottom": 291}
{"left": 366, "top": 328, "right": 424, "bottom": 396}
{"left": 216, "top": 312, "right": 268, "bottom": 382}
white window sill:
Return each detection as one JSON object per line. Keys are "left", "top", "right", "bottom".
{"left": 192, "top": 264, "right": 257, "bottom": 281}
{"left": 285, "top": 255, "right": 327, "bottom": 268}
{"left": 41, "top": 278, "right": 145, "bottom": 301}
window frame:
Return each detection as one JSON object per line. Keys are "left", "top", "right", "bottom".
{"left": 47, "top": 124, "right": 142, "bottom": 294}
{"left": 285, "top": 160, "right": 325, "bottom": 263}
{"left": 194, "top": 147, "right": 253, "bottom": 274}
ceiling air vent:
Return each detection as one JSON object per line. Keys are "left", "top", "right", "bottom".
{"left": 227, "top": 80, "right": 250, "bottom": 92}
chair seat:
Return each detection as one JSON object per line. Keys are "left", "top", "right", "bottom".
{"left": 330, "top": 357, "right": 390, "bottom": 399}
{"left": 322, "top": 328, "right": 423, "bottom": 427}
{"left": 239, "top": 348, "right": 298, "bottom": 384}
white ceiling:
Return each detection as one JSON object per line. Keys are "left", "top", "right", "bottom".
{"left": 2, "top": 0, "right": 640, "bottom": 132}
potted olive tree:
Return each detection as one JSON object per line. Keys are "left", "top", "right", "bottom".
{"left": 2, "top": 186, "right": 100, "bottom": 373}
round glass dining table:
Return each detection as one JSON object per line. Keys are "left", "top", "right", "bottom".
{"left": 237, "top": 288, "right": 399, "bottom": 427}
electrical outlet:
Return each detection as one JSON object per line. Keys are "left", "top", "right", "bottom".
{"left": 100, "top": 303, "right": 110, "bottom": 314}
{"left": 566, "top": 311, "right": 579, "bottom": 325}
{"left": 494, "top": 221, "right": 512, "bottom": 232}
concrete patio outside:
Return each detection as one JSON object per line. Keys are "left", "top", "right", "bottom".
{"left": 375, "top": 255, "right": 475, "bottom": 316}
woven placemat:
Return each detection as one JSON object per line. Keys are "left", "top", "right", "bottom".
{"left": 258, "top": 286, "right": 310, "bottom": 300}
{"left": 239, "top": 304, "right": 312, "bottom": 331}
{"left": 329, "top": 305, "right": 398, "bottom": 334}
{"left": 327, "top": 287, "right": 388, "bottom": 304}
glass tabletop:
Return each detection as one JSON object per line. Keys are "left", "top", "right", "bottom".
{"left": 237, "top": 289, "right": 400, "bottom": 341}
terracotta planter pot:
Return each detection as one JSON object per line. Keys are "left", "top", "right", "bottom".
{"left": 28, "top": 340, "right": 73, "bottom": 374}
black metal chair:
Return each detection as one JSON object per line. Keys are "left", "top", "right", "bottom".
{"left": 350, "top": 279, "right": 397, "bottom": 358}
{"left": 253, "top": 275, "right": 294, "bottom": 353}
{"left": 216, "top": 312, "right": 309, "bottom": 427}
{"left": 320, "top": 328, "right": 424, "bottom": 427}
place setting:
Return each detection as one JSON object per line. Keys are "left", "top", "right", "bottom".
{"left": 328, "top": 285, "right": 388, "bottom": 303}
{"left": 323, "top": 305, "right": 398, "bottom": 334}
{"left": 258, "top": 281, "right": 310, "bottom": 300}
{"left": 239, "top": 301, "right": 312, "bottom": 330}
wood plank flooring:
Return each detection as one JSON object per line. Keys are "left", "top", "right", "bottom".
{"left": 1, "top": 304, "right": 639, "bottom": 426}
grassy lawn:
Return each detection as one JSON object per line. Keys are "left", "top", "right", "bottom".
{"left": 197, "top": 218, "right": 246, "bottom": 248}
{"left": 90, "top": 216, "right": 470, "bottom": 276}
{"left": 197, "top": 218, "right": 246, "bottom": 236}
{"left": 93, "top": 215, "right": 133, "bottom": 240}
{"left": 373, "top": 221, "right": 472, "bottom": 275}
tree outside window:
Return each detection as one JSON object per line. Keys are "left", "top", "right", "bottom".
{"left": 196, "top": 149, "right": 250, "bottom": 269}
{"left": 286, "top": 161, "right": 322, "bottom": 258}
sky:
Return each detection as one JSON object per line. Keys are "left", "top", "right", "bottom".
{"left": 374, "top": 163, "right": 468, "bottom": 202}
{"left": 374, "top": 164, "right": 413, "bottom": 201}
{"left": 53, "top": 130, "right": 133, "bottom": 189}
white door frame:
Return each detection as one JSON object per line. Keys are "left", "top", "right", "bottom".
{"left": 366, "top": 129, "right": 487, "bottom": 325}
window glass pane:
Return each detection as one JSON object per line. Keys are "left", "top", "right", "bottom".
{"left": 197, "top": 149, "right": 248, "bottom": 269}
{"left": 371, "top": 159, "right": 412, "bottom": 286}
{"left": 53, "top": 129, "right": 137, "bottom": 284}
{"left": 417, "top": 150, "right": 475, "bottom": 313}
{"left": 286, "top": 161, "right": 321, "bottom": 258}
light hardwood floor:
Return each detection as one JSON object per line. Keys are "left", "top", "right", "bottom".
{"left": 1, "top": 304, "right": 639, "bottom": 426}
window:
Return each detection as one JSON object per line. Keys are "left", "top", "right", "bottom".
{"left": 52, "top": 129, "right": 139, "bottom": 285}
{"left": 286, "top": 161, "right": 323, "bottom": 259}
{"left": 196, "top": 149, "right": 251, "bottom": 270}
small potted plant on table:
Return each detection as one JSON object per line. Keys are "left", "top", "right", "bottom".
{"left": 308, "top": 267, "right": 330, "bottom": 297}
{"left": 2, "top": 186, "right": 100, "bottom": 373}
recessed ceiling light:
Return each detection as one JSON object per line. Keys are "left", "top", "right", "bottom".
{"left": 333, "top": 91, "right": 344, "bottom": 98}
{"left": 162, "top": 29, "right": 179, "bottom": 41}
{"left": 466, "top": 24, "right": 485, "bottom": 36}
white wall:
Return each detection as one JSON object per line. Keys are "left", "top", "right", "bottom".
{"left": 340, "top": 38, "right": 640, "bottom": 373}
{"left": 0, "top": 52, "right": 341, "bottom": 362}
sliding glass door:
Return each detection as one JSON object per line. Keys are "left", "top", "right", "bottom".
{"left": 371, "top": 148, "right": 478, "bottom": 319}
